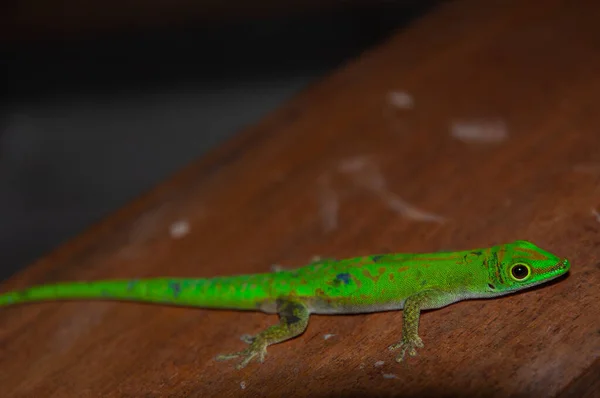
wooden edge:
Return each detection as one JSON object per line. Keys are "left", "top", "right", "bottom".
{"left": 1, "top": 0, "right": 424, "bottom": 42}
{"left": 555, "top": 358, "right": 600, "bottom": 398}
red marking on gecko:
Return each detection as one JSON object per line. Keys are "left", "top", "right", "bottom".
{"left": 362, "top": 268, "right": 386, "bottom": 282}
{"left": 513, "top": 247, "right": 549, "bottom": 261}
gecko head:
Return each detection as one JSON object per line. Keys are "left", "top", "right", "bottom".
{"left": 485, "top": 240, "right": 570, "bottom": 295}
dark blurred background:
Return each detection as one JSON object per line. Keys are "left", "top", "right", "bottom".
{"left": 1, "top": 0, "right": 442, "bottom": 281}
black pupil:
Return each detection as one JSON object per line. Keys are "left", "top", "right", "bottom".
{"left": 512, "top": 264, "right": 529, "bottom": 279}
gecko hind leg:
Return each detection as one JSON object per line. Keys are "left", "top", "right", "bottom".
{"left": 215, "top": 299, "right": 310, "bottom": 369}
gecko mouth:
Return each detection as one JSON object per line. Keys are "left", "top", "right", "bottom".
{"left": 545, "top": 258, "right": 570, "bottom": 278}
{"left": 557, "top": 258, "right": 570, "bottom": 272}
{"left": 525, "top": 258, "right": 570, "bottom": 288}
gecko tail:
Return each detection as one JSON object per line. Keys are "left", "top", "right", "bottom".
{"left": 0, "top": 276, "right": 273, "bottom": 310}
{"left": 0, "top": 280, "right": 163, "bottom": 307}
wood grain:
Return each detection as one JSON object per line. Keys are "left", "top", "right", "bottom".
{"left": 1, "top": 0, "right": 599, "bottom": 396}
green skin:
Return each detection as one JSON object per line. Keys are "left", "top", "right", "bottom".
{"left": 0, "top": 240, "right": 569, "bottom": 369}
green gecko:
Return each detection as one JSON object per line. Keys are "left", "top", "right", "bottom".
{"left": 0, "top": 240, "right": 569, "bottom": 369}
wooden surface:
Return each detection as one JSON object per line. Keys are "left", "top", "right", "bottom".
{"left": 1, "top": 0, "right": 600, "bottom": 396}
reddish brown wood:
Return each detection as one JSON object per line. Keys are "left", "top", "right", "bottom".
{"left": 1, "top": 0, "right": 599, "bottom": 396}
{"left": 557, "top": 359, "right": 600, "bottom": 398}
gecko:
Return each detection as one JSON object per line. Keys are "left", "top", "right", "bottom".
{"left": 0, "top": 240, "right": 569, "bottom": 369}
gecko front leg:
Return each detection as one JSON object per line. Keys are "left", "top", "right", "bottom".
{"left": 388, "top": 289, "right": 447, "bottom": 362}
{"left": 215, "top": 299, "right": 310, "bottom": 369}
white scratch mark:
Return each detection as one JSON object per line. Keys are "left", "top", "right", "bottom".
{"left": 383, "top": 373, "right": 399, "bottom": 379}
{"left": 387, "top": 91, "right": 414, "bottom": 109}
{"left": 383, "top": 193, "right": 446, "bottom": 223}
{"left": 374, "top": 360, "right": 385, "bottom": 367}
{"left": 591, "top": 208, "right": 600, "bottom": 223}
{"left": 240, "top": 381, "right": 247, "bottom": 390}
{"left": 338, "top": 156, "right": 386, "bottom": 191}
{"left": 450, "top": 119, "right": 508, "bottom": 143}
{"left": 169, "top": 220, "right": 190, "bottom": 239}
{"left": 317, "top": 174, "right": 339, "bottom": 232}
{"left": 338, "top": 156, "right": 446, "bottom": 223}
{"left": 323, "top": 333, "right": 336, "bottom": 340}
{"left": 338, "top": 156, "right": 374, "bottom": 175}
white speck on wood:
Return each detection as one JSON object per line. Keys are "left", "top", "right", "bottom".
{"left": 383, "top": 373, "right": 399, "bottom": 379}
{"left": 240, "top": 381, "right": 247, "bottom": 390}
{"left": 169, "top": 220, "right": 190, "bottom": 239}
{"left": 591, "top": 208, "right": 600, "bottom": 223}
{"left": 387, "top": 90, "right": 414, "bottom": 109}
{"left": 323, "top": 333, "right": 336, "bottom": 340}
{"left": 374, "top": 360, "right": 385, "bottom": 367}
{"left": 270, "top": 264, "right": 285, "bottom": 272}
{"left": 450, "top": 119, "right": 508, "bottom": 143}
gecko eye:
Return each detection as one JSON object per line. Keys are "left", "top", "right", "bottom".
{"left": 510, "top": 263, "right": 531, "bottom": 281}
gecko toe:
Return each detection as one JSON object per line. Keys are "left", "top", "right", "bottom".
{"left": 390, "top": 335, "right": 424, "bottom": 362}
{"left": 388, "top": 343, "right": 401, "bottom": 351}
{"left": 236, "top": 354, "right": 255, "bottom": 369}
{"left": 216, "top": 340, "right": 268, "bottom": 369}
{"left": 240, "top": 334, "right": 256, "bottom": 344}
{"left": 215, "top": 353, "right": 239, "bottom": 361}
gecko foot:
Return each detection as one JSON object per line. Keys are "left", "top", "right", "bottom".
{"left": 215, "top": 299, "right": 310, "bottom": 370}
{"left": 215, "top": 337, "right": 268, "bottom": 369}
{"left": 388, "top": 335, "right": 424, "bottom": 362}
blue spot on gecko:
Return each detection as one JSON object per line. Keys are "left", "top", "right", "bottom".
{"left": 169, "top": 281, "right": 182, "bottom": 298}
{"left": 127, "top": 280, "right": 138, "bottom": 292}
{"left": 335, "top": 273, "right": 352, "bottom": 285}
